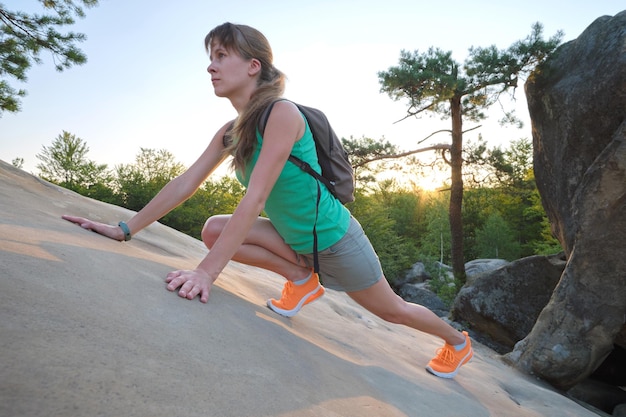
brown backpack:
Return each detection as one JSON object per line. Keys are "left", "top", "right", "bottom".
{"left": 259, "top": 99, "right": 355, "bottom": 204}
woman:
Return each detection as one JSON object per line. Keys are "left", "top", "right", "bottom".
{"left": 63, "top": 22, "right": 472, "bottom": 379}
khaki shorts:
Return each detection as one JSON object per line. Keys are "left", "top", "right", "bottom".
{"left": 300, "top": 216, "right": 383, "bottom": 292}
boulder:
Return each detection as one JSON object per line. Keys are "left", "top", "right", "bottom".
{"left": 505, "top": 11, "right": 626, "bottom": 390}
{"left": 397, "top": 259, "right": 509, "bottom": 319}
{"left": 451, "top": 254, "right": 565, "bottom": 352}
{"left": 615, "top": 404, "right": 626, "bottom": 417}
{"left": 566, "top": 379, "right": 626, "bottom": 416}
{"left": 398, "top": 261, "right": 429, "bottom": 284}
{"left": 464, "top": 259, "right": 510, "bottom": 284}
{"left": 397, "top": 283, "right": 449, "bottom": 317}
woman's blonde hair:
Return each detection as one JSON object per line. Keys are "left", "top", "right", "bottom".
{"left": 205, "top": 22, "right": 286, "bottom": 172}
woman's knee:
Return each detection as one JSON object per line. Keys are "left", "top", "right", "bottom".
{"left": 201, "top": 215, "right": 229, "bottom": 248}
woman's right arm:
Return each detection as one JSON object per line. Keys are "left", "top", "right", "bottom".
{"left": 62, "top": 120, "right": 234, "bottom": 240}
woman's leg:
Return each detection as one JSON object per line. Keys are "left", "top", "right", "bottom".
{"left": 347, "top": 276, "right": 465, "bottom": 346}
{"left": 202, "top": 215, "right": 310, "bottom": 281}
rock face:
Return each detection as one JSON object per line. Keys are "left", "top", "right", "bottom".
{"left": 451, "top": 254, "right": 565, "bottom": 353}
{"left": 505, "top": 11, "right": 626, "bottom": 390}
{"left": 0, "top": 161, "right": 601, "bottom": 417}
{"left": 464, "top": 259, "right": 510, "bottom": 284}
{"left": 398, "top": 259, "right": 510, "bottom": 319}
{"left": 398, "top": 283, "right": 449, "bottom": 317}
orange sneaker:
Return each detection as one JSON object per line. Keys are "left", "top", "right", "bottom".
{"left": 267, "top": 272, "right": 325, "bottom": 317}
{"left": 426, "top": 331, "right": 473, "bottom": 378}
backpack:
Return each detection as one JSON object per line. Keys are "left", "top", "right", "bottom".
{"left": 259, "top": 100, "right": 355, "bottom": 204}
{"left": 223, "top": 99, "right": 355, "bottom": 273}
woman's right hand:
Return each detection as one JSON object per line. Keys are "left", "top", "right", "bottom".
{"left": 62, "top": 215, "right": 126, "bottom": 241}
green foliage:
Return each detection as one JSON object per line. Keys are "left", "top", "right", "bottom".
{"left": 384, "top": 185, "right": 427, "bottom": 243}
{"left": 35, "top": 130, "right": 110, "bottom": 195}
{"left": 474, "top": 212, "right": 520, "bottom": 260}
{"left": 341, "top": 135, "right": 399, "bottom": 189}
{"left": 465, "top": 136, "right": 533, "bottom": 187}
{"left": 464, "top": 22, "right": 564, "bottom": 122}
{"left": 527, "top": 186, "right": 563, "bottom": 255}
{"left": 0, "top": 0, "right": 98, "bottom": 114}
{"left": 199, "top": 175, "right": 246, "bottom": 214}
{"left": 36, "top": 130, "right": 87, "bottom": 185}
{"left": 462, "top": 137, "right": 559, "bottom": 257}
{"left": 532, "top": 236, "right": 563, "bottom": 256}
{"left": 114, "top": 148, "right": 185, "bottom": 211}
{"left": 163, "top": 176, "right": 245, "bottom": 239}
{"left": 419, "top": 193, "right": 452, "bottom": 264}
{"left": 462, "top": 178, "right": 542, "bottom": 260}
{"left": 378, "top": 24, "right": 563, "bottom": 123}
{"left": 378, "top": 47, "right": 461, "bottom": 115}
{"left": 429, "top": 276, "right": 461, "bottom": 308}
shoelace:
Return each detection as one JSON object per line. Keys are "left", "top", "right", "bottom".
{"left": 280, "top": 281, "right": 295, "bottom": 301}
{"left": 434, "top": 346, "right": 456, "bottom": 365}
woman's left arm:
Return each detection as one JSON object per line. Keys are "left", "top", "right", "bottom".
{"left": 166, "top": 101, "right": 305, "bottom": 302}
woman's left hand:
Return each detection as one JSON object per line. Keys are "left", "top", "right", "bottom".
{"left": 165, "top": 269, "right": 215, "bottom": 303}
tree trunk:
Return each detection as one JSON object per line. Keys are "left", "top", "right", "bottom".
{"left": 449, "top": 95, "right": 466, "bottom": 283}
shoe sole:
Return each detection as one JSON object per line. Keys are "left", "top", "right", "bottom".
{"left": 425, "top": 348, "right": 473, "bottom": 379}
{"left": 267, "top": 285, "right": 324, "bottom": 318}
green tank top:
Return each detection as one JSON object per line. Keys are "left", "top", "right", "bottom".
{"left": 235, "top": 114, "right": 350, "bottom": 254}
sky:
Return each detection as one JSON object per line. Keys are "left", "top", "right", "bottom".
{"left": 1, "top": 0, "right": 623, "bottom": 186}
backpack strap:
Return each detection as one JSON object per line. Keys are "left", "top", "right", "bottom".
{"left": 260, "top": 100, "right": 336, "bottom": 195}
{"left": 287, "top": 154, "right": 336, "bottom": 197}
{"left": 311, "top": 182, "right": 321, "bottom": 274}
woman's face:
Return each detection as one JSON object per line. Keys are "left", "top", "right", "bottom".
{"left": 207, "top": 43, "right": 255, "bottom": 98}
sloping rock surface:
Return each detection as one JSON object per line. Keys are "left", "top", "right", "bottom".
{"left": 0, "top": 160, "right": 598, "bottom": 417}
